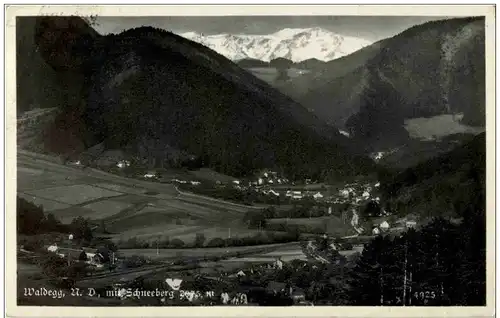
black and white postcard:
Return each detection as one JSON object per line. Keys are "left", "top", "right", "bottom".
{"left": 4, "top": 4, "right": 496, "bottom": 318}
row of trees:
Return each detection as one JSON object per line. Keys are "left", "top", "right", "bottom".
{"left": 116, "top": 231, "right": 300, "bottom": 250}
{"left": 17, "top": 197, "right": 94, "bottom": 242}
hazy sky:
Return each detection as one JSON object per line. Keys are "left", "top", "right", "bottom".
{"left": 94, "top": 16, "right": 453, "bottom": 42}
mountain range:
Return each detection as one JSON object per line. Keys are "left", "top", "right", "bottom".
{"left": 18, "top": 16, "right": 486, "bottom": 180}
{"left": 29, "top": 16, "right": 375, "bottom": 181}
{"left": 179, "top": 28, "right": 372, "bottom": 62}
{"left": 274, "top": 17, "right": 486, "bottom": 165}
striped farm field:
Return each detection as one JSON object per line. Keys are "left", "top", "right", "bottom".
{"left": 25, "top": 184, "right": 124, "bottom": 205}
{"left": 112, "top": 224, "right": 207, "bottom": 242}
{"left": 49, "top": 206, "right": 98, "bottom": 223}
{"left": 173, "top": 227, "right": 270, "bottom": 243}
{"left": 92, "top": 182, "right": 148, "bottom": 196}
{"left": 117, "top": 242, "right": 300, "bottom": 259}
{"left": 107, "top": 211, "right": 200, "bottom": 232}
{"left": 81, "top": 200, "right": 133, "bottom": 220}
{"left": 17, "top": 193, "right": 71, "bottom": 212}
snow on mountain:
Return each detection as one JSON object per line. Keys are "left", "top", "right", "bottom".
{"left": 178, "top": 27, "right": 372, "bottom": 63}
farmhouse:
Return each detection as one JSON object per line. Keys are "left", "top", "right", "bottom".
{"left": 339, "top": 189, "right": 350, "bottom": 198}
{"left": 144, "top": 172, "right": 157, "bottom": 178}
{"left": 406, "top": 221, "right": 417, "bottom": 228}
{"left": 229, "top": 270, "right": 246, "bottom": 278}
{"left": 379, "top": 221, "right": 390, "bottom": 231}
{"left": 313, "top": 192, "right": 324, "bottom": 200}
{"left": 47, "top": 244, "right": 58, "bottom": 253}
{"left": 116, "top": 160, "right": 131, "bottom": 169}
{"left": 286, "top": 191, "right": 303, "bottom": 200}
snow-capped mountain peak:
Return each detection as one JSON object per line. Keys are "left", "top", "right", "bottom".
{"left": 178, "top": 27, "right": 372, "bottom": 63}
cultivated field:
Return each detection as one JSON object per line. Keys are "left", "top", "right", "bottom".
{"left": 118, "top": 242, "right": 303, "bottom": 260}
{"left": 404, "top": 114, "right": 484, "bottom": 141}
{"left": 266, "top": 215, "right": 355, "bottom": 237}
{"left": 17, "top": 151, "right": 289, "bottom": 252}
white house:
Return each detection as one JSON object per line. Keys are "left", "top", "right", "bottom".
{"left": 232, "top": 180, "right": 240, "bottom": 185}
{"left": 274, "top": 258, "right": 283, "bottom": 270}
{"left": 190, "top": 181, "right": 201, "bottom": 186}
{"left": 374, "top": 182, "right": 381, "bottom": 188}
{"left": 328, "top": 206, "right": 332, "bottom": 215}
{"left": 313, "top": 192, "right": 324, "bottom": 200}
{"left": 379, "top": 221, "right": 390, "bottom": 231}
{"left": 339, "top": 189, "right": 350, "bottom": 198}
{"left": 362, "top": 191, "right": 370, "bottom": 199}
{"left": 144, "top": 172, "right": 156, "bottom": 178}
{"left": 47, "top": 244, "right": 58, "bottom": 253}
{"left": 406, "top": 221, "right": 417, "bottom": 228}
{"left": 372, "top": 227, "right": 381, "bottom": 235}
{"left": 116, "top": 160, "right": 131, "bottom": 169}
{"left": 292, "top": 192, "right": 303, "bottom": 200}
{"left": 236, "top": 270, "right": 246, "bottom": 277}
{"left": 258, "top": 178, "right": 264, "bottom": 185}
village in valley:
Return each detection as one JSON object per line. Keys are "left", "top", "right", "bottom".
{"left": 17, "top": 144, "right": 422, "bottom": 306}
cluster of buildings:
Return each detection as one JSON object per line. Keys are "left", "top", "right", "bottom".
{"left": 45, "top": 241, "right": 116, "bottom": 269}
{"left": 371, "top": 218, "right": 418, "bottom": 236}
{"left": 249, "top": 170, "right": 289, "bottom": 187}
{"left": 334, "top": 181, "right": 381, "bottom": 206}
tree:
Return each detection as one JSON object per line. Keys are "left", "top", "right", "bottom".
{"left": 70, "top": 216, "right": 93, "bottom": 242}
{"left": 194, "top": 233, "right": 206, "bottom": 248}
{"left": 206, "top": 237, "right": 225, "bottom": 248}
{"left": 170, "top": 238, "right": 185, "bottom": 248}
{"left": 40, "top": 252, "right": 67, "bottom": 277}
{"left": 17, "top": 197, "right": 46, "bottom": 234}
{"left": 45, "top": 213, "right": 61, "bottom": 232}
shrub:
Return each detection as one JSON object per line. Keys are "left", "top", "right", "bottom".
{"left": 158, "top": 237, "right": 170, "bottom": 248}
{"left": 169, "top": 238, "right": 185, "bottom": 248}
{"left": 124, "top": 255, "right": 147, "bottom": 268}
{"left": 206, "top": 237, "right": 225, "bottom": 248}
{"left": 20, "top": 236, "right": 44, "bottom": 251}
